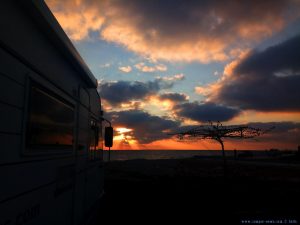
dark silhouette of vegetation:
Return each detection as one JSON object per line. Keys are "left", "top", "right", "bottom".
{"left": 170, "top": 121, "right": 274, "bottom": 176}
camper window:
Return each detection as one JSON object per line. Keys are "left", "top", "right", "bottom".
{"left": 26, "top": 84, "right": 74, "bottom": 150}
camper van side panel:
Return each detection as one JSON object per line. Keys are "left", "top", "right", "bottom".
{"left": 0, "top": 1, "right": 104, "bottom": 225}
{"left": 0, "top": 46, "right": 28, "bottom": 164}
{"left": 0, "top": 1, "right": 79, "bottom": 98}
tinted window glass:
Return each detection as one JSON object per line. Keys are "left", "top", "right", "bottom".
{"left": 26, "top": 84, "right": 74, "bottom": 150}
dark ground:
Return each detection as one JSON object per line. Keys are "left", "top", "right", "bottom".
{"left": 97, "top": 157, "right": 300, "bottom": 224}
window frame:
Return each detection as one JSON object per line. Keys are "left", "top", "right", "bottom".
{"left": 23, "top": 78, "right": 76, "bottom": 155}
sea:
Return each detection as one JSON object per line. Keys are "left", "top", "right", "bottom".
{"left": 102, "top": 150, "right": 272, "bottom": 162}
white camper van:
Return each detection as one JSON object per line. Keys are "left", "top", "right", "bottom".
{"left": 0, "top": 1, "right": 110, "bottom": 224}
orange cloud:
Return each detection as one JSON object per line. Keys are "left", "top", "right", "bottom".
{"left": 46, "top": 0, "right": 104, "bottom": 41}
{"left": 156, "top": 74, "right": 185, "bottom": 81}
{"left": 230, "top": 111, "right": 300, "bottom": 125}
{"left": 194, "top": 49, "right": 251, "bottom": 101}
{"left": 46, "top": 0, "right": 300, "bottom": 62}
{"left": 119, "top": 66, "right": 132, "bottom": 73}
{"left": 101, "top": 26, "right": 229, "bottom": 62}
{"left": 135, "top": 62, "right": 167, "bottom": 72}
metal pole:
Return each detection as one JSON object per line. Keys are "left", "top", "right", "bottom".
{"left": 108, "top": 147, "right": 111, "bottom": 162}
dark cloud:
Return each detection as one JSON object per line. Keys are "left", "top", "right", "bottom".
{"left": 230, "top": 121, "right": 300, "bottom": 145}
{"left": 174, "top": 102, "right": 240, "bottom": 122}
{"left": 98, "top": 78, "right": 174, "bottom": 106}
{"left": 159, "top": 92, "right": 188, "bottom": 103}
{"left": 236, "top": 35, "right": 300, "bottom": 75}
{"left": 247, "top": 121, "right": 299, "bottom": 133}
{"left": 100, "top": 0, "right": 300, "bottom": 62}
{"left": 113, "top": 0, "right": 288, "bottom": 37}
{"left": 48, "top": 0, "right": 300, "bottom": 62}
{"left": 215, "top": 34, "right": 300, "bottom": 111}
{"left": 107, "top": 110, "right": 180, "bottom": 143}
{"left": 170, "top": 121, "right": 300, "bottom": 147}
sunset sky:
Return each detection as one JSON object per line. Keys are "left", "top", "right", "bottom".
{"left": 45, "top": 0, "right": 300, "bottom": 150}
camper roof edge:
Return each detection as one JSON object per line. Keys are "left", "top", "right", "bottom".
{"left": 20, "top": 0, "right": 98, "bottom": 88}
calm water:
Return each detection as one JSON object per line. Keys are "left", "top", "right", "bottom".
{"left": 103, "top": 150, "right": 270, "bottom": 161}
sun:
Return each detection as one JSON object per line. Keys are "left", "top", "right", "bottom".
{"left": 112, "top": 127, "right": 139, "bottom": 149}
{"left": 116, "top": 127, "right": 133, "bottom": 134}
{"left": 114, "top": 127, "right": 137, "bottom": 148}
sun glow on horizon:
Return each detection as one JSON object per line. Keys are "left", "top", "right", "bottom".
{"left": 114, "top": 127, "right": 133, "bottom": 141}
{"left": 112, "top": 127, "right": 138, "bottom": 149}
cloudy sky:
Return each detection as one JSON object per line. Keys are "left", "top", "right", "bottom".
{"left": 46, "top": 0, "right": 300, "bottom": 150}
